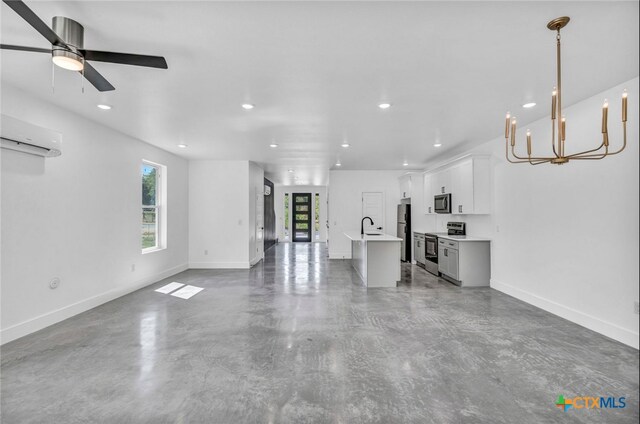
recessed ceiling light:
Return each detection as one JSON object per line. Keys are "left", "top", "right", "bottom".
{"left": 97, "top": 104, "right": 111, "bottom": 110}
{"left": 403, "top": 162, "right": 409, "bottom": 167}
{"left": 434, "top": 143, "right": 442, "bottom": 148}
{"left": 288, "top": 169, "right": 294, "bottom": 173}
{"left": 522, "top": 102, "right": 537, "bottom": 108}
{"left": 378, "top": 103, "right": 392, "bottom": 109}
{"left": 335, "top": 162, "right": 342, "bottom": 167}
{"left": 242, "top": 103, "right": 254, "bottom": 110}
{"left": 177, "top": 143, "right": 188, "bottom": 148}
{"left": 341, "top": 143, "right": 350, "bottom": 148}
{"left": 269, "top": 143, "right": 278, "bottom": 148}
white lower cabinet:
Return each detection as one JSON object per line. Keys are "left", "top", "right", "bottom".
{"left": 438, "top": 238, "right": 490, "bottom": 286}
{"left": 438, "top": 243, "right": 459, "bottom": 280}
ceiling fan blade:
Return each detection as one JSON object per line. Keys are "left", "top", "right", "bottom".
{"left": 81, "top": 62, "right": 115, "bottom": 92}
{"left": 2, "top": 0, "right": 67, "bottom": 47}
{"left": 1, "top": 43, "right": 51, "bottom": 53}
{"left": 80, "top": 50, "right": 168, "bottom": 69}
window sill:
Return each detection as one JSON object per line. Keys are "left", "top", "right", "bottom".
{"left": 142, "top": 246, "right": 166, "bottom": 255}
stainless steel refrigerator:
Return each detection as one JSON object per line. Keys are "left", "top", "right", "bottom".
{"left": 397, "top": 204, "right": 411, "bottom": 262}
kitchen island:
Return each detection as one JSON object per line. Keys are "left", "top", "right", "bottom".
{"left": 344, "top": 231, "right": 402, "bottom": 287}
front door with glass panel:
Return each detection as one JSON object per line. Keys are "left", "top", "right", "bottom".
{"left": 292, "top": 193, "right": 311, "bottom": 242}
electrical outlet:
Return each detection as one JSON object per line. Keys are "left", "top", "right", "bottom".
{"left": 131, "top": 264, "right": 136, "bottom": 272}
{"left": 634, "top": 301, "right": 639, "bottom": 315}
{"left": 49, "top": 277, "right": 60, "bottom": 289}
{"left": 204, "top": 250, "right": 208, "bottom": 256}
{"left": 496, "top": 225, "right": 500, "bottom": 233}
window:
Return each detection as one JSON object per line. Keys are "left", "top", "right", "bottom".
{"left": 284, "top": 193, "right": 290, "bottom": 239}
{"left": 142, "top": 161, "right": 165, "bottom": 252}
{"left": 314, "top": 193, "right": 320, "bottom": 239}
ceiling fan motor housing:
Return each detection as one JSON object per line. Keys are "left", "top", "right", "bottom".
{"left": 51, "top": 16, "right": 84, "bottom": 64}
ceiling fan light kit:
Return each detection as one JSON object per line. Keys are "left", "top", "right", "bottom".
{"left": 51, "top": 16, "right": 84, "bottom": 71}
{"left": 504, "top": 16, "right": 628, "bottom": 165}
{"left": 1, "top": 0, "right": 168, "bottom": 92}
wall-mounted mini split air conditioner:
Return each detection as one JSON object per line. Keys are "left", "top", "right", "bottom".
{"left": 0, "top": 114, "right": 62, "bottom": 157}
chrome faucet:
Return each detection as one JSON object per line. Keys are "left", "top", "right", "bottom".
{"left": 361, "top": 216, "right": 374, "bottom": 235}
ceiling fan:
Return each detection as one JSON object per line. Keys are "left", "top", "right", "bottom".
{"left": 0, "top": 0, "right": 168, "bottom": 92}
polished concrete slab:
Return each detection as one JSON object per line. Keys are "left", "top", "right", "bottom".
{"left": 1, "top": 243, "right": 638, "bottom": 423}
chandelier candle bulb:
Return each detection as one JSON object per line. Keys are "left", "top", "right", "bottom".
{"left": 552, "top": 88, "right": 557, "bottom": 119}
{"left": 510, "top": 118, "right": 517, "bottom": 146}
{"left": 561, "top": 116, "right": 566, "bottom": 141}
{"left": 505, "top": 112, "right": 511, "bottom": 138}
{"left": 622, "top": 90, "right": 628, "bottom": 122}
{"left": 602, "top": 100, "right": 609, "bottom": 133}
{"left": 526, "top": 130, "right": 532, "bottom": 156}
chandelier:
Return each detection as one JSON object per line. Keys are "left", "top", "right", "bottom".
{"left": 504, "top": 17, "right": 628, "bottom": 165}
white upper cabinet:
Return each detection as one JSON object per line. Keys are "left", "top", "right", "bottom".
{"left": 431, "top": 168, "right": 451, "bottom": 195}
{"left": 399, "top": 174, "right": 412, "bottom": 199}
{"left": 423, "top": 156, "right": 491, "bottom": 215}
{"left": 423, "top": 172, "right": 434, "bottom": 214}
{"left": 451, "top": 159, "right": 474, "bottom": 214}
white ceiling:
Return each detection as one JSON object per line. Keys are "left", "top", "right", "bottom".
{"left": 1, "top": 1, "right": 638, "bottom": 185}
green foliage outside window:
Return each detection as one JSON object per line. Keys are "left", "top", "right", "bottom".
{"left": 142, "top": 164, "right": 158, "bottom": 249}
{"left": 284, "top": 194, "right": 289, "bottom": 233}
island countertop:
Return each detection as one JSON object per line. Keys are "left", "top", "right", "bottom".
{"left": 343, "top": 231, "right": 402, "bottom": 242}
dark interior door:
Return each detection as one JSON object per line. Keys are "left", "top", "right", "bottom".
{"left": 292, "top": 193, "right": 311, "bottom": 242}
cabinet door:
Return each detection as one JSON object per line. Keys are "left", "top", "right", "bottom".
{"left": 431, "top": 169, "right": 451, "bottom": 195}
{"left": 451, "top": 159, "right": 474, "bottom": 214}
{"left": 438, "top": 245, "right": 448, "bottom": 274}
{"left": 400, "top": 175, "right": 412, "bottom": 199}
{"left": 423, "top": 173, "right": 433, "bottom": 214}
{"left": 447, "top": 248, "right": 459, "bottom": 280}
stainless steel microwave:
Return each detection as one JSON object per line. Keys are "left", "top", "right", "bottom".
{"left": 434, "top": 193, "right": 451, "bottom": 214}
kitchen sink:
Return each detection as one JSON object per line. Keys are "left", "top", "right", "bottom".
{"left": 365, "top": 233, "right": 383, "bottom": 236}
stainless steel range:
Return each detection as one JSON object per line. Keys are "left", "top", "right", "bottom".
{"left": 424, "top": 222, "right": 466, "bottom": 276}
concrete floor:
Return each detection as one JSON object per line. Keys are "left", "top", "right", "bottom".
{"left": 1, "top": 243, "right": 638, "bottom": 423}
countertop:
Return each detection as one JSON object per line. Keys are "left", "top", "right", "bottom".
{"left": 414, "top": 231, "right": 491, "bottom": 242}
{"left": 344, "top": 231, "right": 402, "bottom": 242}
{"left": 438, "top": 234, "right": 491, "bottom": 242}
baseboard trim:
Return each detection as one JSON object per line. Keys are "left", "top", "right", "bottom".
{"left": 491, "top": 278, "right": 639, "bottom": 349}
{"left": 0, "top": 263, "right": 189, "bottom": 346}
{"left": 329, "top": 251, "right": 351, "bottom": 260}
{"left": 189, "top": 261, "right": 250, "bottom": 269}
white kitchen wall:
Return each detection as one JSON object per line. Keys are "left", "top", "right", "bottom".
{"left": 419, "top": 77, "right": 639, "bottom": 348}
{"left": 328, "top": 170, "right": 403, "bottom": 259}
{"left": 273, "top": 185, "right": 328, "bottom": 243}
{"left": 188, "top": 160, "right": 251, "bottom": 268}
{"left": 0, "top": 84, "right": 189, "bottom": 344}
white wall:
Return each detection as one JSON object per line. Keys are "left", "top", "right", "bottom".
{"left": 328, "top": 170, "right": 402, "bottom": 258}
{"left": 188, "top": 160, "right": 251, "bottom": 268}
{"left": 274, "top": 185, "right": 328, "bottom": 243}
{"left": 1, "top": 84, "right": 189, "bottom": 344}
{"left": 416, "top": 77, "right": 639, "bottom": 348}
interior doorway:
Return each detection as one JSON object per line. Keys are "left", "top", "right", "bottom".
{"left": 292, "top": 193, "right": 312, "bottom": 242}
{"left": 362, "top": 191, "right": 384, "bottom": 233}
